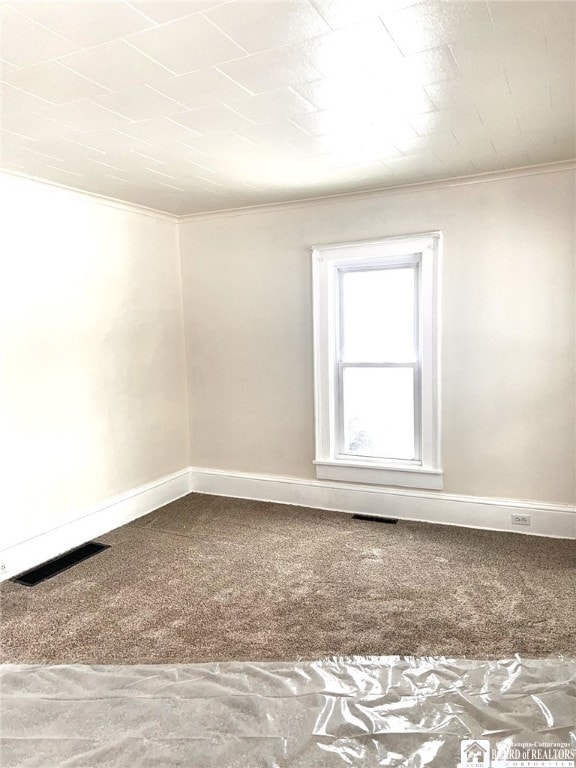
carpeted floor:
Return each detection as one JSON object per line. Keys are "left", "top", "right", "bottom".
{"left": 1, "top": 493, "right": 575, "bottom": 663}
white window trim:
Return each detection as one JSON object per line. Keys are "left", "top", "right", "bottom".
{"left": 312, "top": 232, "right": 442, "bottom": 490}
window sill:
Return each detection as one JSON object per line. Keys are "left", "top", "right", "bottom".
{"left": 313, "top": 460, "right": 444, "bottom": 490}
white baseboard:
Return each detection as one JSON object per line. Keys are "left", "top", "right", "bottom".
{"left": 2, "top": 466, "right": 573, "bottom": 584}
{"left": 0, "top": 468, "right": 191, "bottom": 583}
{"left": 190, "top": 467, "right": 576, "bottom": 540}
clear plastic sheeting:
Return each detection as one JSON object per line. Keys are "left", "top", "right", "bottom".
{"left": 1, "top": 656, "right": 575, "bottom": 767}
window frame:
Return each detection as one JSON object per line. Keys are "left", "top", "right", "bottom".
{"left": 311, "top": 232, "right": 442, "bottom": 490}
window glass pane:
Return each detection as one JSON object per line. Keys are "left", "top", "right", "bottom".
{"left": 342, "top": 367, "right": 415, "bottom": 460}
{"left": 341, "top": 267, "right": 416, "bottom": 362}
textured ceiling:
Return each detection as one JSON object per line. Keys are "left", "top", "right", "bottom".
{"left": 1, "top": 0, "right": 574, "bottom": 215}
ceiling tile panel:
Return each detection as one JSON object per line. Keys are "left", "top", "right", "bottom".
{"left": 171, "top": 104, "right": 255, "bottom": 134}
{"left": 30, "top": 164, "right": 89, "bottom": 186}
{"left": 32, "top": 135, "right": 113, "bottom": 163}
{"left": 232, "top": 117, "right": 314, "bottom": 150}
{"left": 550, "top": 78, "right": 576, "bottom": 121}
{"left": 544, "top": 11, "right": 576, "bottom": 61}
{"left": 126, "top": 12, "right": 247, "bottom": 75}
{"left": 13, "top": 1, "right": 155, "bottom": 47}
{"left": 196, "top": 141, "right": 314, "bottom": 183}
{"left": 526, "top": 143, "right": 569, "bottom": 166}
{"left": 70, "top": 128, "right": 163, "bottom": 158}
{"left": 3, "top": 108, "right": 85, "bottom": 142}
{"left": 504, "top": 26, "right": 548, "bottom": 63}
{"left": 383, "top": 153, "right": 437, "bottom": 177}
{"left": 467, "top": 79, "right": 513, "bottom": 114}
{"left": 418, "top": 131, "right": 461, "bottom": 156}
{"left": 409, "top": 111, "right": 450, "bottom": 136}
{"left": 59, "top": 40, "right": 174, "bottom": 91}
{"left": 117, "top": 116, "right": 200, "bottom": 145}
{"left": 448, "top": 40, "right": 507, "bottom": 80}
{"left": 302, "top": 23, "right": 402, "bottom": 79}
{"left": 286, "top": 127, "right": 403, "bottom": 164}
{"left": 151, "top": 155, "right": 218, "bottom": 178}
{"left": 515, "top": 109, "right": 558, "bottom": 138}
{"left": 449, "top": 131, "right": 495, "bottom": 157}
{"left": 106, "top": 152, "right": 167, "bottom": 173}
{"left": 489, "top": 132, "right": 529, "bottom": 156}
{"left": 411, "top": 104, "right": 482, "bottom": 136}
{"left": 488, "top": 0, "right": 567, "bottom": 34}
{"left": 380, "top": 1, "right": 496, "bottom": 56}
{"left": 294, "top": 77, "right": 436, "bottom": 116}
{"left": 151, "top": 66, "right": 251, "bottom": 109}
{"left": 80, "top": 156, "right": 134, "bottom": 177}
{"left": 4, "top": 61, "right": 110, "bottom": 103}
{"left": 126, "top": 1, "right": 225, "bottom": 24}
{"left": 156, "top": 179, "right": 189, "bottom": 193}
{"left": 94, "top": 84, "right": 189, "bottom": 121}
{"left": 1, "top": 5, "right": 80, "bottom": 68}
{"left": 1, "top": 59, "right": 18, "bottom": 75}
{"left": 2, "top": 129, "right": 42, "bottom": 154}
{"left": 43, "top": 100, "right": 133, "bottom": 133}
{"left": 216, "top": 44, "right": 322, "bottom": 93}
{"left": 1, "top": 147, "right": 47, "bottom": 174}
{"left": 184, "top": 129, "right": 257, "bottom": 158}
{"left": 226, "top": 87, "right": 317, "bottom": 123}
{"left": 289, "top": 108, "right": 418, "bottom": 144}
{"left": 319, "top": 140, "right": 403, "bottom": 167}
{"left": 139, "top": 165, "right": 182, "bottom": 182}
{"left": 1, "top": 0, "right": 573, "bottom": 214}
{"left": 393, "top": 134, "right": 436, "bottom": 156}
{"left": 1, "top": 82, "right": 57, "bottom": 117}
{"left": 129, "top": 138, "right": 216, "bottom": 168}
{"left": 554, "top": 133, "right": 576, "bottom": 155}
{"left": 204, "top": 0, "right": 330, "bottom": 54}
{"left": 423, "top": 81, "right": 466, "bottom": 110}
{"left": 399, "top": 46, "right": 462, "bottom": 86}
{"left": 476, "top": 104, "right": 521, "bottom": 138}
{"left": 309, "top": 0, "right": 417, "bottom": 31}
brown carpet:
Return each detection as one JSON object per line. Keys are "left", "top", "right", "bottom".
{"left": 1, "top": 493, "right": 575, "bottom": 663}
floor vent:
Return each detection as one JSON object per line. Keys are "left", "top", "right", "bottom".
{"left": 352, "top": 514, "right": 399, "bottom": 524}
{"left": 11, "top": 542, "right": 110, "bottom": 587}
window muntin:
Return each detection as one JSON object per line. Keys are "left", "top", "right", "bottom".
{"left": 312, "top": 233, "right": 441, "bottom": 490}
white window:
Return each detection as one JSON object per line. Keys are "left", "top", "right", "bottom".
{"left": 312, "top": 233, "right": 442, "bottom": 490}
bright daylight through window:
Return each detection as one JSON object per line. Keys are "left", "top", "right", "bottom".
{"left": 312, "top": 233, "right": 442, "bottom": 490}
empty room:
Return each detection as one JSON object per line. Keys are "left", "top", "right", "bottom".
{"left": 0, "top": 0, "right": 575, "bottom": 766}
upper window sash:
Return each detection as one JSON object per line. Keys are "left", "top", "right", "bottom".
{"left": 338, "top": 262, "right": 420, "bottom": 365}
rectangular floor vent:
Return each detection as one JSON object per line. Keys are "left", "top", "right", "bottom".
{"left": 11, "top": 542, "right": 110, "bottom": 586}
{"left": 352, "top": 514, "right": 399, "bottom": 524}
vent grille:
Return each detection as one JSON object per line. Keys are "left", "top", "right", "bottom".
{"left": 352, "top": 514, "right": 398, "bottom": 524}
{"left": 12, "top": 542, "right": 110, "bottom": 586}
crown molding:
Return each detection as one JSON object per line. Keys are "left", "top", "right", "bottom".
{"left": 3, "top": 159, "right": 574, "bottom": 223}
{"left": 0, "top": 169, "right": 180, "bottom": 223}
{"left": 177, "top": 159, "right": 576, "bottom": 223}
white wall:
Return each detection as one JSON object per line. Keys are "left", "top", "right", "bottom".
{"left": 0, "top": 174, "right": 190, "bottom": 552}
{"left": 179, "top": 167, "right": 576, "bottom": 506}
{"left": 1, "top": 166, "right": 573, "bottom": 570}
